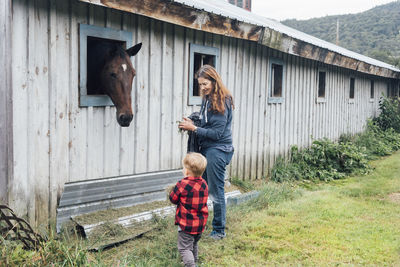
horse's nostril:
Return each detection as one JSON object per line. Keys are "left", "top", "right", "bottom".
{"left": 118, "top": 114, "right": 133, "bottom": 125}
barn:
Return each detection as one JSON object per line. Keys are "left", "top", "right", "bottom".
{"left": 1, "top": 0, "right": 400, "bottom": 228}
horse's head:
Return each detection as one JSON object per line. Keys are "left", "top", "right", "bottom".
{"left": 100, "top": 43, "right": 142, "bottom": 127}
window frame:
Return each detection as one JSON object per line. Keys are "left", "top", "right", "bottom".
{"left": 349, "top": 76, "right": 355, "bottom": 104}
{"left": 188, "top": 43, "right": 220, "bottom": 106}
{"left": 268, "top": 58, "right": 285, "bottom": 104}
{"left": 79, "top": 23, "right": 133, "bottom": 107}
{"left": 369, "top": 80, "right": 375, "bottom": 102}
{"left": 316, "top": 68, "right": 327, "bottom": 103}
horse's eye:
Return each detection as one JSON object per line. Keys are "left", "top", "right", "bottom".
{"left": 110, "top": 73, "right": 117, "bottom": 78}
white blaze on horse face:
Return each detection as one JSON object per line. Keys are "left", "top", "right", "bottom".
{"left": 122, "top": 64, "right": 127, "bottom": 72}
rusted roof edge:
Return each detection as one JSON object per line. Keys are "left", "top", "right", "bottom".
{"left": 260, "top": 27, "right": 400, "bottom": 79}
{"left": 79, "top": 0, "right": 263, "bottom": 41}
{"left": 79, "top": 0, "right": 399, "bottom": 79}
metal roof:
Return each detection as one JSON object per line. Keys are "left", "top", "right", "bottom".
{"left": 78, "top": 0, "right": 400, "bottom": 77}
{"left": 175, "top": 0, "right": 399, "bottom": 72}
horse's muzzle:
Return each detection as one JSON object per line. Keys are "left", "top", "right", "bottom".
{"left": 117, "top": 113, "right": 133, "bottom": 127}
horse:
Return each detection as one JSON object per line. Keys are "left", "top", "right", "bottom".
{"left": 87, "top": 38, "right": 142, "bottom": 127}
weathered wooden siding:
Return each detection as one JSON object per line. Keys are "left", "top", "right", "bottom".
{"left": 0, "top": 0, "right": 12, "bottom": 205}
{"left": 8, "top": 0, "right": 391, "bottom": 226}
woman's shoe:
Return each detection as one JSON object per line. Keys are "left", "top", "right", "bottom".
{"left": 209, "top": 230, "right": 226, "bottom": 240}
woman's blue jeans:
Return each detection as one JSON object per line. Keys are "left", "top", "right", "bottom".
{"left": 201, "top": 147, "right": 233, "bottom": 234}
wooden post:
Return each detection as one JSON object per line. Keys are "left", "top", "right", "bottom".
{"left": 0, "top": 0, "right": 13, "bottom": 205}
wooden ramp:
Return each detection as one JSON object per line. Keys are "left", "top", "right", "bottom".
{"left": 56, "top": 169, "right": 182, "bottom": 232}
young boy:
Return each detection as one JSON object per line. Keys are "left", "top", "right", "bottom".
{"left": 169, "top": 152, "right": 208, "bottom": 267}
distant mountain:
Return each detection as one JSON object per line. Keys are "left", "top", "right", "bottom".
{"left": 282, "top": 1, "right": 400, "bottom": 67}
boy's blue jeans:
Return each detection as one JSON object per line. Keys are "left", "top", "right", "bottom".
{"left": 201, "top": 147, "right": 233, "bottom": 234}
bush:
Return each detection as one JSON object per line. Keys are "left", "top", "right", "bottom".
{"left": 271, "top": 96, "right": 400, "bottom": 183}
{"left": 373, "top": 96, "right": 400, "bottom": 133}
{"left": 271, "top": 139, "right": 369, "bottom": 182}
{"left": 352, "top": 120, "right": 400, "bottom": 159}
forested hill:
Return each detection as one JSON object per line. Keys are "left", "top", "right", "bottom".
{"left": 282, "top": 1, "right": 400, "bottom": 67}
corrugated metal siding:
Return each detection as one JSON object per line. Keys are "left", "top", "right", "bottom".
{"left": 8, "top": 0, "right": 390, "bottom": 225}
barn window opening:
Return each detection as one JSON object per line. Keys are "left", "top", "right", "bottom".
{"left": 87, "top": 37, "right": 126, "bottom": 95}
{"left": 268, "top": 58, "right": 285, "bottom": 104}
{"left": 318, "top": 71, "right": 326, "bottom": 98}
{"left": 349, "top": 77, "right": 355, "bottom": 99}
{"left": 272, "top": 64, "right": 283, "bottom": 97}
{"left": 79, "top": 24, "right": 132, "bottom": 107}
{"left": 370, "top": 80, "right": 374, "bottom": 99}
{"left": 189, "top": 43, "right": 219, "bottom": 105}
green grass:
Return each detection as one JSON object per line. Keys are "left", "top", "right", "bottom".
{"left": 2, "top": 152, "right": 400, "bottom": 266}
{"left": 92, "top": 152, "right": 400, "bottom": 266}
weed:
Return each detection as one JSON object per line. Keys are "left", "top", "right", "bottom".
{"left": 230, "top": 177, "right": 256, "bottom": 192}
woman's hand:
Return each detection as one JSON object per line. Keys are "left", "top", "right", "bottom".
{"left": 178, "top": 117, "right": 197, "bottom": 131}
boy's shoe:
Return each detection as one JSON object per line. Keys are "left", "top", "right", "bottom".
{"left": 209, "top": 230, "right": 226, "bottom": 240}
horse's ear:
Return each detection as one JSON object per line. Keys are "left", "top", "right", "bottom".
{"left": 126, "top": 43, "right": 142, "bottom": 57}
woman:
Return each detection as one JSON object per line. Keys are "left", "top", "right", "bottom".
{"left": 179, "top": 64, "right": 234, "bottom": 240}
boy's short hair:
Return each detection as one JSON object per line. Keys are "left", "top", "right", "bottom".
{"left": 183, "top": 153, "right": 207, "bottom": 177}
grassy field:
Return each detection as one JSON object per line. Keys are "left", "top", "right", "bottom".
{"left": 95, "top": 151, "right": 400, "bottom": 266}
{"left": 2, "top": 152, "right": 400, "bottom": 266}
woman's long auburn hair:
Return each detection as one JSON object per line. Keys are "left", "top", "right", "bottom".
{"left": 196, "top": 64, "right": 234, "bottom": 114}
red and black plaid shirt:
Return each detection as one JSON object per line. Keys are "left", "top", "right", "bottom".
{"left": 169, "top": 176, "right": 208, "bottom": 235}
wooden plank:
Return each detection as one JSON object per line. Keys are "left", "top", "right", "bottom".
{"left": 180, "top": 28, "right": 193, "bottom": 159}
{"left": 119, "top": 11, "right": 136, "bottom": 175}
{"left": 241, "top": 39, "right": 250, "bottom": 179}
{"left": 9, "top": 0, "right": 29, "bottom": 217}
{"left": 281, "top": 52, "right": 288, "bottom": 158}
{"left": 103, "top": 7, "right": 122, "bottom": 177}
{"left": 48, "top": 0, "right": 71, "bottom": 220}
{"left": 282, "top": 53, "right": 291, "bottom": 160}
{"left": 87, "top": 5, "right": 106, "bottom": 179}
{"left": 259, "top": 46, "right": 268, "bottom": 178}
{"left": 69, "top": 1, "right": 89, "bottom": 182}
{"left": 251, "top": 43, "right": 261, "bottom": 179}
{"left": 171, "top": 24, "right": 184, "bottom": 168}
{"left": 236, "top": 39, "right": 246, "bottom": 179}
{"left": 28, "top": 0, "right": 50, "bottom": 227}
{"left": 0, "top": 0, "right": 12, "bottom": 205}
{"left": 247, "top": 42, "right": 257, "bottom": 180}
{"left": 134, "top": 15, "right": 150, "bottom": 174}
{"left": 160, "top": 22, "right": 174, "bottom": 170}
{"left": 147, "top": 19, "right": 162, "bottom": 172}
{"left": 221, "top": 36, "right": 234, "bottom": 176}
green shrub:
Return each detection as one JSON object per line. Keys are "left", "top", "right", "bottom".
{"left": 271, "top": 138, "right": 371, "bottom": 182}
{"left": 271, "top": 96, "right": 400, "bottom": 183}
{"left": 352, "top": 120, "right": 400, "bottom": 159}
{"left": 373, "top": 96, "right": 400, "bottom": 133}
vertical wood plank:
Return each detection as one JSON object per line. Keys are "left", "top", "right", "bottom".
{"left": 119, "top": 11, "right": 136, "bottom": 175}
{"left": 172, "top": 24, "right": 185, "bottom": 168}
{"left": 10, "top": 0, "right": 29, "bottom": 217}
{"left": 160, "top": 22, "right": 174, "bottom": 170}
{"left": 251, "top": 43, "right": 261, "bottom": 179}
{"left": 68, "top": 1, "right": 89, "bottom": 183}
{"left": 147, "top": 19, "right": 162, "bottom": 172}
{"left": 134, "top": 15, "right": 150, "bottom": 174}
{"left": 103, "top": 7, "right": 122, "bottom": 177}
{"left": 0, "top": 0, "right": 12, "bottom": 205}
{"left": 28, "top": 0, "right": 50, "bottom": 227}
{"left": 87, "top": 5, "right": 106, "bottom": 179}
{"left": 48, "top": 0, "right": 71, "bottom": 220}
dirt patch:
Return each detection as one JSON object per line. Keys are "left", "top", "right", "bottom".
{"left": 388, "top": 193, "right": 400, "bottom": 204}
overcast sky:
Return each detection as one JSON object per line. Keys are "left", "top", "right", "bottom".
{"left": 252, "top": 0, "right": 396, "bottom": 21}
